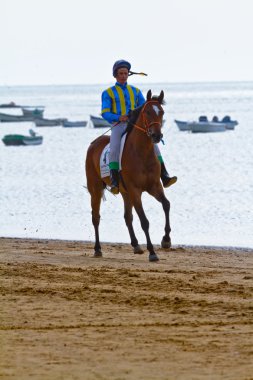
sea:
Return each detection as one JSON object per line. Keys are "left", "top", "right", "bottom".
{"left": 0, "top": 82, "right": 253, "bottom": 249}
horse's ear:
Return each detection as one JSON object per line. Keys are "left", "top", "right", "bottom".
{"left": 158, "top": 90, "right": 164, "bottom": 104}
{"left": 147, "top": 90, "right": 152, "bottom": 101}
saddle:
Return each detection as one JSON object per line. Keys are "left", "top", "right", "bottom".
{"left": 100, "top": 134, "right": 127, "bottom": 178}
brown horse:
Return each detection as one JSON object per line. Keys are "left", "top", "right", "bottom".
{"left": 85, "top": 90, "right": 172, "bottom": 262}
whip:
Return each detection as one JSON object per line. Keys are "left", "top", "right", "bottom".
{"left": 99, "top": 121, "right": 121, "bottom": 136}
{"left": 128, "top": 71, "right": 148, "bottom": 77}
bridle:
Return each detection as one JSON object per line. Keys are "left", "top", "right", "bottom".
{"left": 131, "top": 100, "right": 163, "bottom": 137}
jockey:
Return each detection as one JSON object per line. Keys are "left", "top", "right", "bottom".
{"left": 101, "top": 59, "right": 177, "bottom": 194}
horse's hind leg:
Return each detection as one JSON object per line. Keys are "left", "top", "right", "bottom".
{"left": 121, "top": 193, "right": 144, "bottom": 254}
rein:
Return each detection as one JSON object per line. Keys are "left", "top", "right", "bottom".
{"left": 131, "top": 101, "right": 163, "bottom": 136}
{"left": 98, "top": 100, "right": 163, "bottom": 138}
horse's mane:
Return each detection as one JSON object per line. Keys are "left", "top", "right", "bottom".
{"left": 125, "top": 105, "right": 143, "bottom": 134}
{"left": 125, "top": 95, "right": 165, "bottom": 135}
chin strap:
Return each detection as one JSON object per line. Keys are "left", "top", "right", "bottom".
{"left": 128, "top": 71, "right": 148, "bottom": 77}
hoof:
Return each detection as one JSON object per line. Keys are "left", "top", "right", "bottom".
{"left": 93, "top": 250, "right": 102, "bottom": 258}
{"left": 133, "top": 245, "right": 144, "bottom": 254}
{"left": 161, "top": 237, "right": 171, "bottom": 249}
{"left": 149, "top": 253, "right": 159, "bottom": 262}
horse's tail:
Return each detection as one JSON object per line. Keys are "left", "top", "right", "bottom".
{"left": 85, "top": 135, "right": 109, "bottom": 202}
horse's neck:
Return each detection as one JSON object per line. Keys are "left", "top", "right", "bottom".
{"left": 127, "top": 125, "right": 155, "bottom": 161}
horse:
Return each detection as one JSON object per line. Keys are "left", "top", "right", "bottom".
{"left": 85, "top": 90, "right": 172, "bottom": 262}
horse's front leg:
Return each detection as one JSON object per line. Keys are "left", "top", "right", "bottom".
{"left": 130, "top": 192, "right": 159, "bottom": 262}
{"left": 121, "top": 193, "right": 144, "bottom": 254}
{"left": 90, "top": 188, "right": 103, "bottom": 257}
{"left": 148, "top": 185, "right": 171, "bottom": 249}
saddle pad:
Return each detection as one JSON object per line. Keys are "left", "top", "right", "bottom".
{"left": 100, "top": 134, "right": 127, "bottom": 178}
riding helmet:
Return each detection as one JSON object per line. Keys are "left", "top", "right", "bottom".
{"left": 112, "top": 60, "right": 131, "bottom": 77}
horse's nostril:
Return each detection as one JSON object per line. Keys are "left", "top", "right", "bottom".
{"left": 152, "top": 133, "right": 162, "bottom": 140}
{"left": 151, "top": 134, "right": 161, "bottom": 143}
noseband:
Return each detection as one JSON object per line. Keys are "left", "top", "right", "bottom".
{"left": 132, "top": 101, "right": 163, "bottom": 137}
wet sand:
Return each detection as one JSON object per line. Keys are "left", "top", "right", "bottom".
{"left": 0, "top": 237, "right": 253, "bottom": 380}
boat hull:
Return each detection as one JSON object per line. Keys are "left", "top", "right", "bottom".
{"left": 90, "top": 115, "right": 111, "bottom": 128}
{"left": 22, "top": 108, "right": 44, "bottom": 118}
{"left": 175, "top": 118, "right": 238, "bottom": 132}
{"left": 189, "top": 122, "right": 226, "bottom": 133}
{"left": 35, "top": 118, "right": 66, "bottom": 127}
{"left": 0, "top": 112, "right": 36, "bottom": 122}
{"left": 174, "top": 119, "right": 191, "bottom": 131}
{"left": 2, "top": 134, "right": 43, "bottom": 146}
{"left": 23, "top": 137, "right": 43, "bottom": 145}
{"left": 63, "top": 120, "right": 87, "bottom": 127}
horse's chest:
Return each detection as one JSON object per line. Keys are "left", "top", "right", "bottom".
{"left": 126, "top": 162, "right": 160, "bottom": 187}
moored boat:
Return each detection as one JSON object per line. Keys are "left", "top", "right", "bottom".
{"left": 22, "top": 107, "right": 44, "bottom": 118}
{"left": 62, "top": 120, "right": 87, "bottom": 128}
{"left": 35, "top": 118, "right": 66, "bottom": 127}
{"left": 175, "top": 115, "right": 238, "bottom": 133}
{"left": 0, "top": 102, "right": 45, "bottom": 109}
{"left": 90, "top": 115, "right": 111, "bottom": 128}
{"left": 2, "top": 129, "right": 43, "bottom": 146}
{"left": 0, "top": 112, "right": 36, "bottom": 122}
{"left": 0, "top": 102, "right": 19, "bottom": 108}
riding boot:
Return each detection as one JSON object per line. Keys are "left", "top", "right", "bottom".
{"left": 110, "top": 169, "right": 119, "bottom": 194}
{"left": 160, "top": 162, "right": 177, "bottom": 188}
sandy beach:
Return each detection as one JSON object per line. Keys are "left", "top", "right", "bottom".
{"left": 0, "top": 237, "right": 252, "bottom": 380}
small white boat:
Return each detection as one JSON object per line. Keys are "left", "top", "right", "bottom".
{"left": 35, "top": 118, "right": 66, "bottom": 127}
{"left": 0, "top": 103, "right": 45, "bottom": 109}
{"left": 175, "top": 115, "right": 238, "bottom": 133}
{"left": 90, "top": 115, "right": 111, "bottom": 128}
{"left": 0, "top": 102, "right": 19, "bottom": 109}
{"left": 0, "top": 112, "right": 34, "bottom": 122}
{"left": 63, "top": 120, "right": 87, "bottom": 128}
{"left": 22, "top": 107, "right": 44, "bottom": 118}
{"left": 2, "top": 129, "right": 43, "bottom": 146}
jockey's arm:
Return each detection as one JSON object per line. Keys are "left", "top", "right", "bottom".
{"left": 137, "top": 89, "right": 146, "bottom": 106}
{"left": 101, "top": 91, "right": 120, "bottom": 123}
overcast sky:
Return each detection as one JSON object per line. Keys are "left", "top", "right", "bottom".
{"left": 1, "top": 0, "right": 253, "bottom": 86}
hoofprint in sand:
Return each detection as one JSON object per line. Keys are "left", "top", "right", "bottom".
{"left": 0, "top": 238, "right": 252, "bottom": 380}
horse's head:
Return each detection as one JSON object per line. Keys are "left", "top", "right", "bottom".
{"left": 141, "top": 90, "right": 165, "bottom": 143}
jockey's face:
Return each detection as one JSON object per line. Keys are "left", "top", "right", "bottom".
{"left": 115, "top": 68, "right": 129, "bottom": 84}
